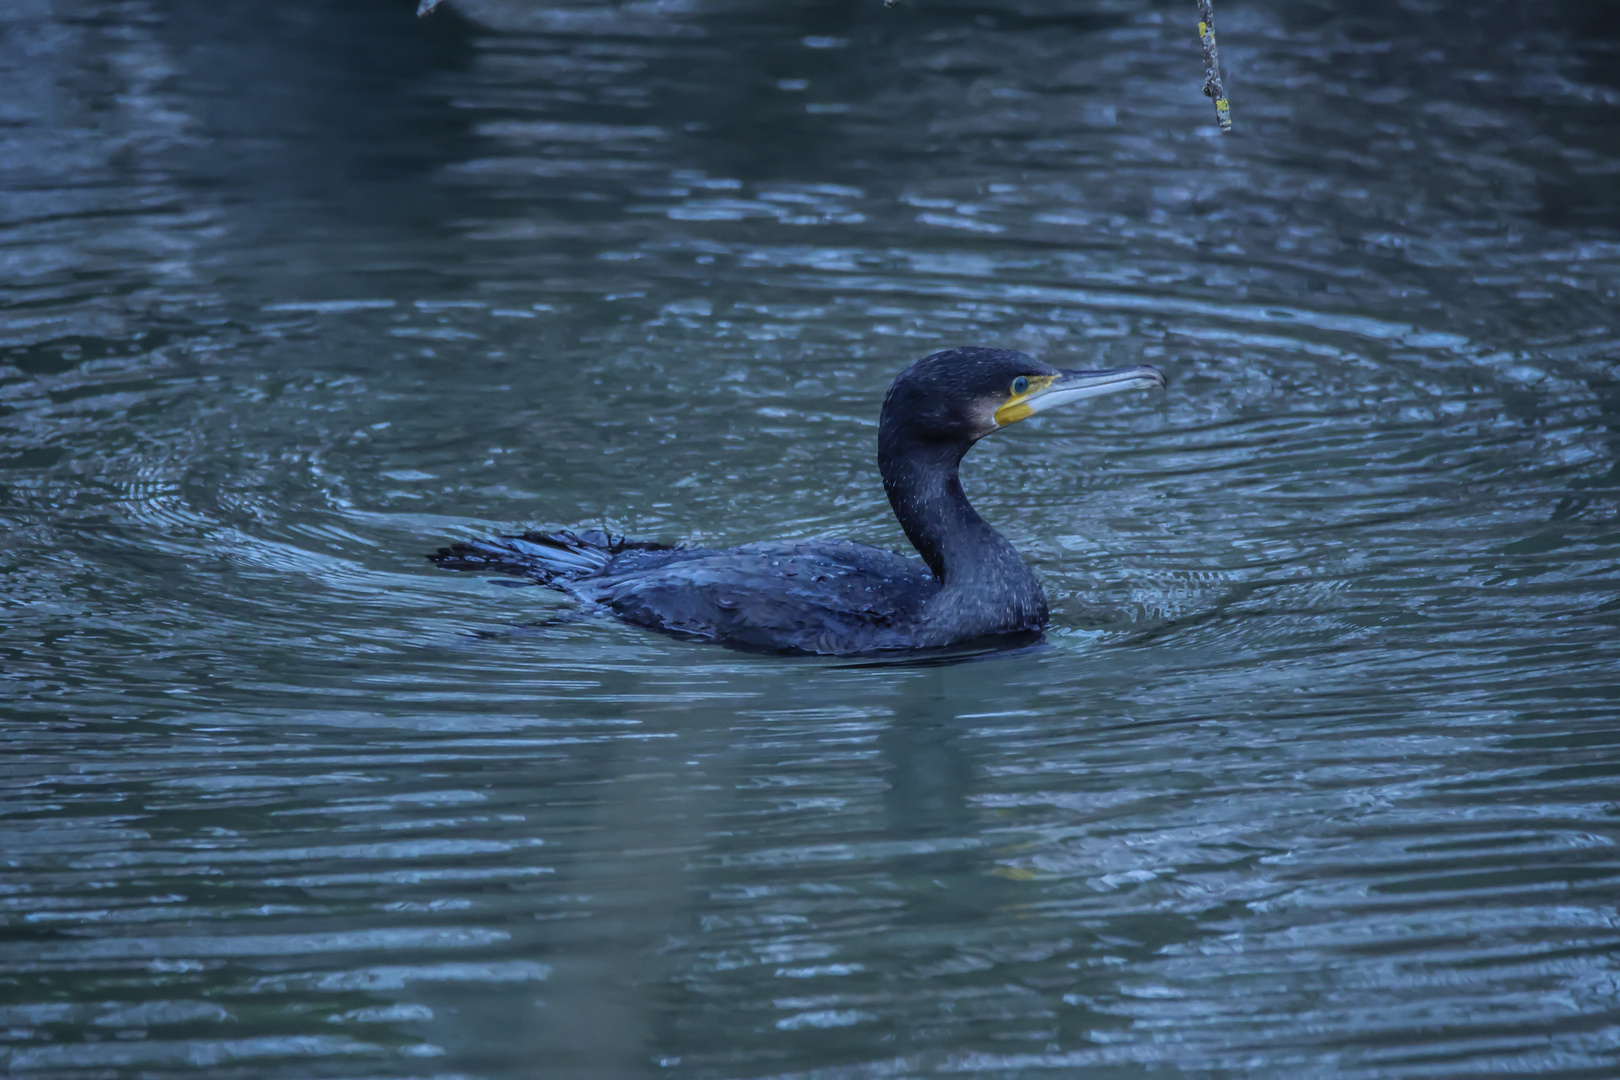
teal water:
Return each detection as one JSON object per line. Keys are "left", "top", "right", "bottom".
{"left": 2, "top": 1, "right": 1618, "bottom": 1077}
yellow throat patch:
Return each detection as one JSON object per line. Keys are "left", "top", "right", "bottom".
{"left": 992, "top": 375, "right": 1057, "bottom": 427}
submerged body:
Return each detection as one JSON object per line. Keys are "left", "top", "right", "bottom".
{"left": 432, "top": 347, "right": 1165, "bottom": 655}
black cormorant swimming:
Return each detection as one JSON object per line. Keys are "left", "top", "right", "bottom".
{"left": 431, "top": 346, "right": 1165, "bottom": 655}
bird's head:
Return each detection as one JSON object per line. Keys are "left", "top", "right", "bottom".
{"left": 879, "top": 346, "right": 1166, "bottom": 449}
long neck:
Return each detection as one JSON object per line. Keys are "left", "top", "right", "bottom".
{"left": 878, "top": 434, "right": 1019, "bottom": 585}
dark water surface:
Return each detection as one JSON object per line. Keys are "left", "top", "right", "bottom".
{"left": 4, "top": 0, "right": 1619, "bottom": 1076}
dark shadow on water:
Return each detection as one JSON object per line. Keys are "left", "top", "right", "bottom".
{"left": 151, "top": 0, "right": 485, "bottom": 263}
{"left": 459, "top": 607, "right": 1047, "bottom": 665}
{"left": 832, "top": 630, "right": 1048, "bottom": 669}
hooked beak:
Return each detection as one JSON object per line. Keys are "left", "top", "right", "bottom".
{"left": 993, "top": 365, "right": 1167, "bottom": 428}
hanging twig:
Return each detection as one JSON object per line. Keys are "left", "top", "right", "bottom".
{"left": 1196, "top": 0, "right": 1233, "bottom": 133}
{"left": 417, "top": 0, "right": 443, "bottom": 16}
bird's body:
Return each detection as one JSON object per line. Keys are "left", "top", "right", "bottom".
{"left": 437, "top": 532, "right": 940, "bottom": 654}
{"left": 432, "top": 347, "right": 1164, "bottom": 656}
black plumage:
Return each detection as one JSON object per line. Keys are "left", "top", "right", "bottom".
{"left": 431, "top": 347, "right": 1165, "bottom": 655}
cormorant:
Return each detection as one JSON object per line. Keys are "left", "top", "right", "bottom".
{"left": 431, "top": 347, "right": 1165, "bottom": 655}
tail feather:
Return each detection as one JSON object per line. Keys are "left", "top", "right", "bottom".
{"left": 430, "top": 528, "right": 671, "bottom": 585}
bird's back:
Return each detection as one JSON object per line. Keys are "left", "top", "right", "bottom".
{"left": 574, "top": 540, "right": 938, "bottom": 655}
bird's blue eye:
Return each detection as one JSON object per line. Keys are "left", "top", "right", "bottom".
{"left": 1011, "top": 376, "right": 1029, "bottom": 396}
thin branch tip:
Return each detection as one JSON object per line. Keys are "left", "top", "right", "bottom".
{"left": 1196, "top": 0, "right": 1234, "bottom": 133}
